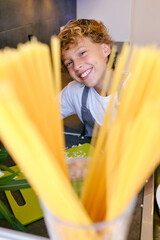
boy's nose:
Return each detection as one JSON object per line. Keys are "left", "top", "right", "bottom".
{"left": 73, "top": 60, "right": 83, "bottom": 70}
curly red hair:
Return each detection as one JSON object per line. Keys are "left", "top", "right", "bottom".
{"left": 58, "top": 19, "right": 113, "bottom": 50}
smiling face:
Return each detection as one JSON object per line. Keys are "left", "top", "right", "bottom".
{"left": 62, "top": 37, "right": 111, "bottom": 94}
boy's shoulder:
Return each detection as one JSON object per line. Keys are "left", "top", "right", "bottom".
{"left": 61, "top": 80, "right": 85, "bottom": 99}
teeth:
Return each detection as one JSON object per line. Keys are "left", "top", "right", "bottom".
{"left": 81, "top": 69, "right": 91, "bottom": 78}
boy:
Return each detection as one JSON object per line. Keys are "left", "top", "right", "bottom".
{"left": 58, "top": 19, "right": 114, "bottom": 137}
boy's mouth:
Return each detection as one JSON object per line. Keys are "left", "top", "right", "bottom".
{"left": 79, "top": 68, "right": 92, "bottom": 80}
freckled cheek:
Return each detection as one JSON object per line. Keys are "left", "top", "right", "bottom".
{"left": 68, "top": 69, "right": 77, "bottom": 79}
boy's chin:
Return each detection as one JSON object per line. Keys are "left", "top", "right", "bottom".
{"left": 77, "top": 79, "right": 96, "bottom": 88}
{"left": 84, "top": 82, "right": 96, "bottom": 88}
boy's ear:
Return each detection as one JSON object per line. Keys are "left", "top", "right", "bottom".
{"left": 102, "top": 44, "right": 111, "bottom": 57}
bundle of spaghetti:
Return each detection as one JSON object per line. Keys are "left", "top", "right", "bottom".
{"left": 81, "top": 43, "right": 131, "bottom": 221}
{"left": 106, "top": 46, "right": 160, "bottom": 219}
{"left": 51, "top": 36, "right": 62, "bottom": 94}
{"left": 81, "top": 44, "right": 160, "bottom": 222}
{"left": 0, "top": 39, "right": 66, "bottom": 174}
{"left": 1, "top": 34, "right": 160, "bottom": 235}
{"left": 107, "top": 103, "right": 160, "bottom": 219}
{"left": 0, "top": 39, "right": 102, "bottom": 239}
{"left": 106, "top": 46, "right": 160, "bottom": 185}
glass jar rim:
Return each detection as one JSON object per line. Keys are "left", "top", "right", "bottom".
{"left": 43, "top": 196, "right": 137, "bottom": 230}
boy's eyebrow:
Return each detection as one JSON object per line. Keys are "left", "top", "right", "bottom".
{"left": 75, "top": 45, "right": 87, "bottom": 52}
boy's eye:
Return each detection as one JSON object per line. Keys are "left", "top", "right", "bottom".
{"left": 80, "top": 51, "right": 86, "bottom": 56}
{"left": 65, "top": 61, "right": 72, "bottom": 68}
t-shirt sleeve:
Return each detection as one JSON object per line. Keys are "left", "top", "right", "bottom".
{"left": 59, "top": 82, "right": 77, "bottom": 119}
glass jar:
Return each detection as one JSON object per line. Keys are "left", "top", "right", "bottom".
{"left": 42, "top": 197, "right": 137, "bottom": 240}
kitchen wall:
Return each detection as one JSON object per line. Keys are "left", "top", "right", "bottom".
{"left": 0, "top": 0, "right": 76, "bottom": 49}
{"left": 130, "top": 0, "right": 160, "bottom": 46}
{"left": 77, "top": 0, "right": 160, "bottom": 47}
{"left": 77, "top": 0, "right": 132, "bottom": 43}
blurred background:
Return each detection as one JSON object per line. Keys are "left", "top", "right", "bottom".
{"left": 1, "top": 0, "right": 160, "bottom": 50}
